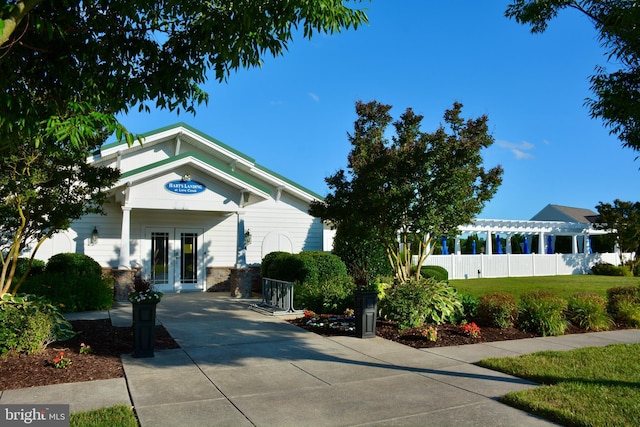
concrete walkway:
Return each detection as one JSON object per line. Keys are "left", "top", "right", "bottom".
{"left": 3, "top": 293, "right": 640, "bottom": 426}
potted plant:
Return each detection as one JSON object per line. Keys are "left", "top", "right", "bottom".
{"left": 129, "top": 275, "right": 163, "bottom": 357}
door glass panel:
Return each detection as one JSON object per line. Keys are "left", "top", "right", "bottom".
{"left": 151, "top": 232, "right": 169, "bottom": 285}
{"left": 181, "top": 233, "right": 198, "bottom": 283}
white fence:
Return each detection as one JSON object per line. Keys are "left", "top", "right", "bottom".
{"left": 422, "top": 253, "right": 623, "bottom": 280}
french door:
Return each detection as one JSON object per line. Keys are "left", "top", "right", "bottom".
{"left": 145, "top": 228, "right": 204, "bottom": 292}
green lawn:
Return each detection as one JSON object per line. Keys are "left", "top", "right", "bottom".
{"left": 450, "top": 275, "right": 640, "bottom": 300}
{"left": 478, "top": 344, "right": 640, "bottom": 427}
{"left": 70, "top": 405, "right": 138, "bottom": 427}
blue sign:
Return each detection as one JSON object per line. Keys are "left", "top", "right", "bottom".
{"left": 165, "top": 180, "right": 206, "bottom": 194}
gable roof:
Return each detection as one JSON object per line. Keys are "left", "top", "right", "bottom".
{"left": 94, "top": 122, "right": 323, "bottom": 203}
{"left": 530, "top": 204, "right": 600, "bottom": 224}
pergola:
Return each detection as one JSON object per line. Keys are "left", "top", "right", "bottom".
{"left": 450, "top": 219, "right": 610, "bottom": 255}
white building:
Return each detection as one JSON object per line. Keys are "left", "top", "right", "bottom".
{"left": 34, "top": 123, "right": 326, "bottom": 299}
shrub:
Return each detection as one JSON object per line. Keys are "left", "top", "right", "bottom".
{"left": 449, "top": 293, "right": 479, "bottom": 325}
{"left": 567, "top": 293, "right": 613, "bottom": 331}
{"left": 0, "top": 293, "right": 75, "bottom": 356}
{"left": 607, "top": 286, "right": 640, "bottom": 327}
{"left": 477, "top": 292, "right": 518, "bottom": 328}
{"left": 294, "top": 251, "right": 353, "bottom": 313}
{"left": 20, "top": 253, "right": 113, "bottom": 313}
{"left": 261, "top": 251, "right": 304, "bottom": 282}
{"left": 420, "top": 265, "right": 449, "bottom": 281}
{"left": 380, "top": 278, "right": 462, "bottom": 329}
{"left": 518, "top": 291, "right": 568, "bottom": 336}
{"left": 13, "top": 257, "right": 46, "bottom": 279}
{"left": 262, "top": 251, "right": 354, "bottom": 313}
{"left": 591, "top": 262, "right": 633, "bottom": 277}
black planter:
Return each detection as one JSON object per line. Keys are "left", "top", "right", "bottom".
{"left": 132, "top": 302, "right": 158, "bottom": 358}
{"left": 354, "top": 291, "right": 377, "bottom": 338}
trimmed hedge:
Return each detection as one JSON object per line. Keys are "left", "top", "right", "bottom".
{"left": 420, "top": 265, "right": 449, "bottom": 281}
{"left": 591, "top": 262, "right": 633, "bottom": 277}
{"left": 20, "top": 253, "right": 113, "bottom": 313}
{"left": 261, "top": 251, "right": 354, "bottom": 313}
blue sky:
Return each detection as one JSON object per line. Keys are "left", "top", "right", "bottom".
{"left": 117, "top": 1, "right": 638, "bottom": 220}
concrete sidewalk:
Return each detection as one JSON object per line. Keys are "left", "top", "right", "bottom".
{"left": 3, "top": 293, "right": 640, "bottom": 426}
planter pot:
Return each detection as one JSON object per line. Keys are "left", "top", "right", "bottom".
{"left": 354, "top": 291, "right": 377, "bottom": 338}
{"left": 132, "top": 302, "right": 158, "bottom": 358}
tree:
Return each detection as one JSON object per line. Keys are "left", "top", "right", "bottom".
{"left": 0, "top": 0, "right": 368, "bottom": 152}
{"left": 595, "top": 199, "right": 640, "bottom": 271}
{"left": 0, "top": 136, "right": 120, "bottom": 295}
{"left": 505, "top": 1, "right": 640, "bottom": 153}
{"left": 310, "top": 101, "right": 503, "bottom": 283}
{"left": 0, "top": 0, "right": 367, "bottom": 294}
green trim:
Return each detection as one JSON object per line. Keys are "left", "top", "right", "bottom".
{"left": 255, "top": 163, "right": 324, "bottom": 200}
{"left": 101, "top": 123, "right": 255, "bottom": 163}
{"left": 120, "top": 151, "right": 272, "bottom": 195}
{"left": 104, "top": 122, "right": 323, "bottom": 201}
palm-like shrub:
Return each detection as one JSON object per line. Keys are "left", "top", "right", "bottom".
{"left": 518, "top": 291, "right": 568, "bottom": 336}
{"left": 567, "top": 293, "right": 613, "bottom": 331}
{"left": 477, "top": 292, "right": 518, "bottom": 328}
{"left": 380, "top": 278, "right": 462, "bottom": 329}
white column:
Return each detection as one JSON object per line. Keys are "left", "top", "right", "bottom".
{"left": 486, "top": 231, "right": 492, "bottom": 255}
{"left": 505, "top": 233, "right": 512, "bottom": 254}
{"left": 118, "top": 206, "right": 132, "bottom": 270}
{"left": 454, "top": 237, "right": 461, "bottom": 255}
{"left": 235, "top": 212, "right": 247, "bottom": 268}
{"left": 572, "top": 235, "right": 578, "bottom": 254}
{"left": 538, "top": 232, "right": 545, "bottom": 255}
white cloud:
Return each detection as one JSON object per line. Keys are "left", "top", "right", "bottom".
{"left": 308, "top": 92, "right": 320, "bottom": 102}
{"left": 496, "top": 140, "right": 535, "bottom": 159}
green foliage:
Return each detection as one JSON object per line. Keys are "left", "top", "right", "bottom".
{"left": 607, "top": 286, "right": 640, "bottom": 327}
{"left": 567, "top": 293, "right": 613, "bottom": 331}
{"left": 262, "top": 251, "right": 354, "bottom": 313}
{"left": 310, "top": 100, "right": 503, "bottom": 283}
{"left": 261, "top": 251, "right": 304, "bottom": 282}
{"left": 0, "top": 293, "right": 75, "bottom": 356}
{"left": 1, "top": 142, "right": 120, "bottom": 294}
{"left": 420, "top": 265, "right": 449, "bottom": 281}
{"left": 596, "top": 200, "right": 640, "bottom": 272}
{"left": 331, "top": 222, "right": 393, "bottom": 286}
{"left": 591, "top": 262, "right": 633, "bottom": 277}
{"left": 518, "top": 291, "right": 568, "bottom": 337}
{"left": 0, "top": 0, "right": 368, "bottom": 152}
{"left": 477, "top": 292, "right": 518, "bottom": 328}
{"left": 46, "top": 253, "right": 103, "bottom": 277}
{"left": 449, "top": 292, "right": 479, "bottom": 325}
{"left": 380, "top": 278, "right": 463, "bottom": 329}
{"left": 20, "top": 253, "right": 113, "bottom": 313}
{"left": 13, "top": 257, "right": 46, "bottom": 278}
{"left": 294, "top": 251, "right": 354, "bottom": 313}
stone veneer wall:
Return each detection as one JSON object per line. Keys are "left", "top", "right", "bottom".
{"left": 207, "top": 266, "right": 261, "bottom": 297}
{"left": 106, "top": 268, "right": 137, "bottom": 302}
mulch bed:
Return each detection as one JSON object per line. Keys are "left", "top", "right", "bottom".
{"left": 0, "top": 319, "right": 179, "bottom": 391}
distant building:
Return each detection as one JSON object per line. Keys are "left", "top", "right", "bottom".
{"left": 530, "top": 204, "right": 600, "bottom": 224}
